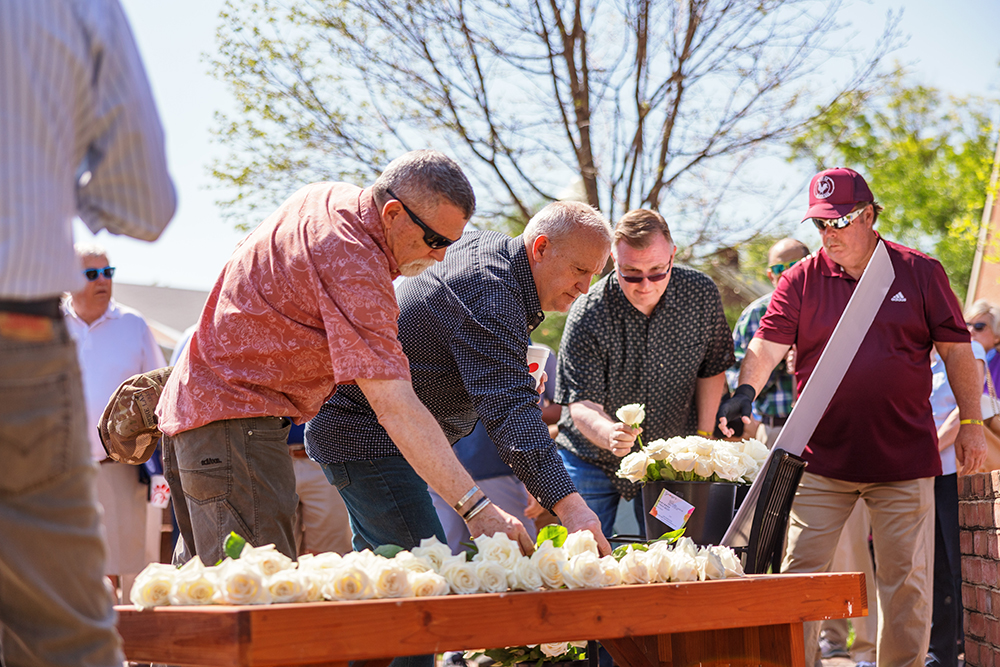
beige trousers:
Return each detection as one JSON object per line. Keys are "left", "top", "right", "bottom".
{"left": 782, "top": 472, "right": 934, "bottom": 667}
{"left": 819, "top": 501, "right": 878, "bottom": 662}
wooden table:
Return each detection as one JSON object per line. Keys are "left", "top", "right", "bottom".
{"left": 115, "top": 572, "right": 865, "bottom": 667}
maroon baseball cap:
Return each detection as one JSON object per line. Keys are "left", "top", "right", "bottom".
{"left": 801, "top": 168, "right": 874, "bottom": 220}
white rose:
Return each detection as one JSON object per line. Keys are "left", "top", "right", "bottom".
{"left": 644, "top": 438, "right": 672, "bottom": 461}
{"left": 599, "top": 556, "right": 623, "bottom": 587}
{"left": 540, "top": 642, "right": 570, "bottom": 658}
{"left": 563, "top": 531, "right": 600, "bottom": 558}
{"left": 696, "top": 547, "right": 727, "bottom": 581}
{"left": 474, "top": 560, "right": 509, "bottom": 593}
{"left": 615, "top": 403, "right": 646, "bottom": 425}
{"left": 671, "top": 551, "right": 700, "bottom": 582}
{"left": 561, "top": 552, "right": 605, "bottom": 589}
{"left": 710, "top": 448, "right": 746, "bottom": 482}
{"left": 619, "top": 548, "right": 653, "bottom": 585}
{"left": 297, "top": 552, "right": 343, "bottom": 572}
{"left": 616, "top": 451, "right": 653, "bottom": 482}
{"left": 741, "top": 438, "right": 770, "bottom": 464}
{"left": 641, "top": 547, "right": 672, "bottom": 583}
{"left": 531, "top": 541, "right": 567, "bottom": 589}
{"left": 301, "top": 569, "right": 326, "bottom": 602}
{"left": 409, "top": 570, "right": 451, "bottom": 596}
{"left": 239, "top": 543, "right": 294, "bottom": 577}
{"left": 130, "top": 563, "right": 176, "bottom": 609}
{"left": 507, "top": 556, "right": 544, "bottom": 591}
{"left": 693, "top": 457, "right": 714, "bottom": 479}
{"left": 393, "top": 551, "right": 434, "bottom": 573}
{"left": 371, "top": 560, "right": 414, "bottom": 598}
{"left": 322, "top": 563, "right": 374, "bottom": 601}
{"left": 472, "top": 533, "right": 521, "bottom": 569}
{"left": 690, "top": 437, "right": 714, "bottom": 457}
{"left": 342, "top": 549, "right": 381, "bottom": 570}
{"left": 169, "top": 558, "right": 217, "bottom": 606}
{"left": 708, "top": 545, "right": 746, "bottom": 578}
{"left": 411, "top": 537, "right": 454, "bottom": 572}
{"left": 440, "top": 555, "right": 481, "bottom": 594}
{"left": 214, "top": 559, "right": 271, "bottom": 605}
{"left": 674, "top": 536, "right": 697, "bottom": 559}
{"left": 670, "top": 451, "right": 698, "bottom": 473}
{"left": 266, "top": 569, "right": 309, "bottom": 603}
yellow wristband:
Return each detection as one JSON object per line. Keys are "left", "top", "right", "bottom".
{"left": 960, "top": 419, "right": 984, "bottom": 426}
{"left": 696, "top": 429, "right": 712, "bottom": 437}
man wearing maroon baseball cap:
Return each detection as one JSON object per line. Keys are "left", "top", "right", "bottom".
{"left": 718, "top": 167, "right": 986, "bottom": 666}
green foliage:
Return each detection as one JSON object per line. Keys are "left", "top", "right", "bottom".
{"left": 535, "top": 524, "right": 568, "bottom": 549}
{"left": 610, "top": 528, "right": 686, "bottom": 561}
{"left": 531, "top": 311, "right": 568, "bottom": 352}
{"left": 788, "top": 74, "right": 999, "bottom": 299}
{"left": 467, "top": 643, "right": 586, "bottom": 667}
{"left": 373, "top": 544, "right": 405, "bottom": 558}
{"left": 223, "top": 532, "right": 247, "bottom": 560}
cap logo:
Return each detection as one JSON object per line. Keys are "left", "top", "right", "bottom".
{"left": 815, "top": 175, "right": 835, "bottom": 199}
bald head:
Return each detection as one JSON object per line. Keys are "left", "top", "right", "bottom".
{"left": 767, "top": 238, "right": 810, "bottom": 287}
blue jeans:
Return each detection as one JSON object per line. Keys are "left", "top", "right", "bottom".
{"left": 321, "top": 457, "right": 443, "bottom": 667}
{"left": 0, "top": 314, "right": 122, "bottom": 667}
{"left": 320, "top": 457, "right": 446, "bottom": 552}
{"left": 558, "top": 448, "right": 645, "bottom": 539}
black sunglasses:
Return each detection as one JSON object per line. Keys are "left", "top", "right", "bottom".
{"left": 82, "top": 266, "right": 115, "bottom": 281}
{"left": 617, "top": 260, "right": 673, "bottom": 284}
{"left": 968, "top": 322, "right": 988, "bottom": 332}
{"left": 385, "top": 188, "right": 456, "bottom": 250}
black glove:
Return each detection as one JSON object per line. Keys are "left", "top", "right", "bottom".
{"left": 716, "top": 384, "right": 755, "bottom": 438}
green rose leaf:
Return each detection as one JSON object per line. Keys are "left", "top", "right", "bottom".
{"left": 223, "top": 531, "right": 247, "bottom": 560}
{"left": 659, "top": 466, "right": 677, "bottom": 480}
{"left": 536, "top": 524, "right": 568, "bottom": 548}
{"left": 374, "top": 544, "right": 405, "bottom": 558}
{"left": 653, "top": 527, "right": 686, "bottom": 543}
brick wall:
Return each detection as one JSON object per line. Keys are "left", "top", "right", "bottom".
{"left": 960, "top": 471, "right": 1000, "bottom": 666}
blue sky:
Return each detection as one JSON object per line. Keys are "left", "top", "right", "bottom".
{"left": 80, "top": 0, "right": 1000, "bottom": 291}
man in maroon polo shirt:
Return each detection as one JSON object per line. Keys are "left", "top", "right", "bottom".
{"left": 719, "top": 167, "right": 986, "bottom": 667}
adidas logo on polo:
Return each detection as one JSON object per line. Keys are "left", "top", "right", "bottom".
{"left": 891, "top": 292, "right": 906, "bottom": 303}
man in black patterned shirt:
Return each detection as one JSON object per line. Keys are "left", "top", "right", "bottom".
{"left": 307, "top": 201, "right": 613, "bottom": 561}
{"left": 554, "top": 209, "right": 735, "bottom": 537}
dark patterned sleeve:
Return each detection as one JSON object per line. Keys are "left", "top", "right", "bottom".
{"left": 697, "top": 276, "right": 736, "bottom": 377}
{"left": 554, "top": 296, "right": 608, "bottom": 407}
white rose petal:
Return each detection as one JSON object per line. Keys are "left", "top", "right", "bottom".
{"left": 169, "top": 558, "right": 217, "bottom": 606}
{"left": 671, "top": 551, "right": 700, "bottom": 582}
{"left": 411, "top": 537, "right": 454, "bottom": 572}
{"left": 130, "top": 563, "right": 176, "bottom": 609}
{"left": 615, "top": 403, "right": 646, "bottom": 426}
{"left": 642, "top": 547, "right": 672, "bottom": 583}
{"left": 531, "top": 541, "right": 567, "bottom": 589}
{"left": 619, "top": 548, "right": 653, "bottom": 585}
{"left": 540, "top": 642, "right": 570, "bottom": 658}
{"left": 322, "top": 563, "right": 374, "bottom": 601}
{"left": 474, "top": 560, "right": 510, "bottom": 593}
{"left": 617, "top": 450, "right": 653, "bottom": 482}
{"left": 674, "top": 537, "right": 698, "bottom": 559}
{"left": 297, "top": 552, "right": 343, "bottom": 572}
{"left": 561, "top": 552, "right": 605, "bottom": 589}
{"left": 266, "top": 569, "right": 309, "bottom": 603}
{"left": 409, "top": 570, "right": 451, "bottom": 596}
{"left": 393, "top": 551, "right": 434, "bottom": 573}
{"left": 644, "top": 438, "right": 672, "bottom": 461}
{"left": 440, "top": 555, "right": 481, "bottom": 595}
{"left": 563, "top": 531, "right": 600, "bottom": 558}
{"left": 507, "top": 556, "right": 544, "bottom": 591}
{"left": 472, "top": 533, "right": 521, "bottom": 569}
{"left": 670, "top": 451, "right": 698, "bottom": 473}
{"left": 708, "top": 545, "right": 746, "bottom": 578}
{"left": 239, "top": 543, "right": 294, "bottom": 577}
{"left": 214, "top": 559, "right": 271, "bottom": 605}
{"left": 693, "top": 457, "right": 714, "bottom": 479}
{"left": 372, "top": 560, "right": 414, "bottom": 599}
{"left": 696, "top": 547, "right": 727, "bottom": 581}
{"left": 599, "top": 556, "right": 623, "bottom": 587}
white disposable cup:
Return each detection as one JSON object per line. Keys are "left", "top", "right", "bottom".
{"left": 526, "top": 344, "right": 549, "bottom": 389}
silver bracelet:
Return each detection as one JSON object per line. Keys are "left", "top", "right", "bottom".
{"left": 462, "top": 497, "right": 492, "bottom": 522}
{"left": 453, "top": 485, "right": 480, "bottom": 512}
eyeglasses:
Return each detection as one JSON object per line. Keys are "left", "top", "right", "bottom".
{"left": 769, "top": 258, "right": 801, "bottom": 276}
{"left": 82, "top": 266, "right": 115, "bottom": 281}
{"left": 968, "top": 322, "right": 988, "bottom": 332}
{"left": 617, "top": 260, "right": 673, "bottom": 284}
{"left": 810, "top": 207, "right": 866, "bottom": 232}
{"left": 385, "top": 188, "right": 456, "bottom": 250}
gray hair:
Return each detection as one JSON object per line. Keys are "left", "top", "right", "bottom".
{"left": 75, "top": 241, "right": 109, "bottom": 261}
{"left": 373, "top": 150, "right": 476, "bottom": 219}
{"left": 523, "top": 201, "right": 612, "bottom": 246}
{"left": 965, "top": 299, "right": 1000, "bottom": 338}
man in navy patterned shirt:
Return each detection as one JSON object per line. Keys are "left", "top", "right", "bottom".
{"left": 307, "top": 201, "right": 614, "bottom": 568}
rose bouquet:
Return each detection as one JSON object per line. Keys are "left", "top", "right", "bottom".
{"left": 612, "top": 403, "right": 769, "bottom": 484}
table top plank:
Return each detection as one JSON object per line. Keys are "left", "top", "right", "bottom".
{"left": 116, "top": 573, "right": 864, "bottom": 666}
